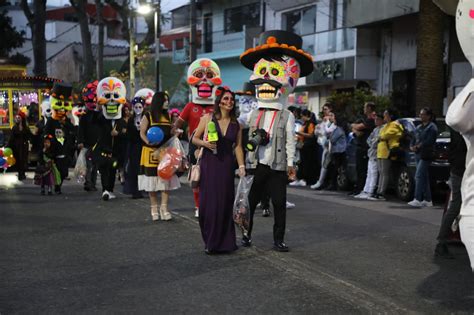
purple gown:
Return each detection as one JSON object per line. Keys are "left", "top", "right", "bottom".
{"left": 199, "top": 118, "right": 239, "bottom": 252}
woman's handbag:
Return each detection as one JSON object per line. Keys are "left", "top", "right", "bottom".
{"left": 187, "top": 121, "right": 209, "bottom": 188}
{"left": 188, "top": 149, "right": 202, "bottom": 188}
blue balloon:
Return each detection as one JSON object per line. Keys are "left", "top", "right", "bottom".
{"left": 0, "top": 157, "right": 5, "bottom": 167}
{"left": 147, "top": 126, "right": 164, "bottom": 144}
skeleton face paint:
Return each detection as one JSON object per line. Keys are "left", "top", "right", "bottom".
{"left": 134, "top": 88, "right": 154, "bottom": 107}
{"left": 250, "top": 56, "right": 301, "bottom": 109}
{"left": 97, "top": 77, "right": 127, "bottom": 120}
{"left": 187, "top": 58, "right": 222, "bottom": 105}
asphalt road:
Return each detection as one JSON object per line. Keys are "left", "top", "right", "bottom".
{"left": 1, "top": 173, "right": 474, "bottom": 314}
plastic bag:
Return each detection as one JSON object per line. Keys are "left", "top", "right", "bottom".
{"left": 157, "top": 136, "right": 186, "bottom": 180}
{"left": 74, "top": 148, "right": 88, "bottom": 184}
{"left": 233, "top": 175, "right": 254, "bottom": 236}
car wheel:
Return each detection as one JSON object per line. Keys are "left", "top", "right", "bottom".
{"left": 337, "top": 165, "right": 351, "bottom": 191}
{"left": 396, "top": 166, "right": 414, "bottom": 201}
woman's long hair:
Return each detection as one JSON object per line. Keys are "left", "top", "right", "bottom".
{"left": 149, "top": 92, "right": 170, "bottom": 123}
{"left": 213, "top": 87, "right": 237, "bottom": 123}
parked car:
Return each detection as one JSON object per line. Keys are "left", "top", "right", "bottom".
{"left": 337, "top": 118, "right": 450, "bottom": 201}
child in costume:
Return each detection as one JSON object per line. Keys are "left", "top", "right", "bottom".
{"left": 173, "top": 58, "right": 222, "bottom": 218}
{"left": 34, "top": 135, "right": 61, "bottom": 195}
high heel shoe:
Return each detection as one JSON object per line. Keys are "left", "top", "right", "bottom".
{"left": 160, "top": 204, "right": 172, "bottom": 221}
{"left": 151, "top": 205, "right": 159, "bottom": 221}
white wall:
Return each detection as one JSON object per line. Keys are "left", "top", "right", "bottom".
{"left": 390, "top": 16, "right": 417, "bottom": 71}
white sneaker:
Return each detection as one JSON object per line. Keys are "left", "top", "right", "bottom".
{"left": 194, "top": 208, "right": 199, "bottom": 218}
{"left": 310, "top": 182, "right": 322, "bottom": 190}
{"left": 108, "top": 192, "right": 116, "bottom": 200}
{"left": 408, "top": 199, "right": 423, "bottom": 208}
{"left": 354, "top": 192, "right": 369, "bottom": 199}
{"left": 102, "top": 190, "right": 110, "bottom": 201}
{"left": 366, "top": 195, "right": 378, "bottom": 201}
{"left": 289, "top": 180, "right": 301, "bottom": 187}
{"left": 422, "top": 200, "right": 433, "bottom": 207}
{"left": 299, "top": 180, "right": 307, "bottom": 187}
{"left": 286, "top": 201, "right": 295, "bottom": 209}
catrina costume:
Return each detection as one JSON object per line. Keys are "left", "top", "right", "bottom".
{"left": 138, "top": 111, "right": 180, "bottom": 192}
{"left": 174, "top": 58, "right": 222, "bottom": 217}
{"left": 123, "top": 89, "right": 154, "bottom": 197}
{"left": 93, "top": 77, "right": 127, "bottom": 201}
{"left": 240, "top": 30, "right": 314, "bottom": 252}
{"left": 43, "top": 82, "right": 76, "bottom": 194}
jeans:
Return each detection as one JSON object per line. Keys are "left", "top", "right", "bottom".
{"left": 437, "top": 172, "right": 462, "bottom": 242}
{"left": 363, "top": 159, "right": 378, "bottom": 195}
{"left": 414, "top": 156, "right": 432, "bottom": 202}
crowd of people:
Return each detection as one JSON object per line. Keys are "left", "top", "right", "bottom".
{"left": 3, "top": 28, "right": 466, "bottom": 262}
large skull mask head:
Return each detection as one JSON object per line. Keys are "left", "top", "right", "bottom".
{"left": 456, "top": 0, "right": 474, "bottom": 69}
{"left": 250, "top": 56, "right": 301, "bottom": 110}
{"left": 50, "top": 82, "right": 73, "bottom": 120}
{"left": 187, "top": 58, "right": 222, "bottom": 105}
{"left": 133, "top": 88, "right": 154, "bottom": 115}
{"left": 97, "top": 77, "right": 127, "bottom": 120}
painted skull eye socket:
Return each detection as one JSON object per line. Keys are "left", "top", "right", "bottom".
{"left": 206, "top": 71, "right": 215, "bottom": 79}
{"left": 55, "top": 101, "right": 63, "bottom": 106}
{"left": 105, "top": 93, "right": 111, "bottom": 98}
{"left": 193, "top": 70, "right": 204, "bottom": 78}
{"left": 271, "top": 68, "right": 280, "bottom": 76}
{"left": 259, "top": 67, "right": 267, "bottom": 75}
{"left": 113, "top": 93, "right": 119, "bottom": 98}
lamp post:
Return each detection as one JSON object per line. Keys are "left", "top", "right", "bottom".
{"left": 129, "top": 14, "right": 136, "bottom": 97}
{"left": 137, "top": 1, "right": 161, "bottom": 91}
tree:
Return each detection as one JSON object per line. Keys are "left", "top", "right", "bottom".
{"left": 70, "top": 0, "right": 94, "bottom": 82}
{"left": 20, "top": 0, "right": 47, "bottom": 76}
{"left": 415, "top": 0, "right": 446, "bottom": 116}
{"left": 95, "top": 0, "right": 105, "bottom": 78}
{"left": 0, "top": 0, "right": 28, "bottom": 64}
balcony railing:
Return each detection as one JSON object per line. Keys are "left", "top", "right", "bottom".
{"left": 302, "top": 28, "right": 356, "bottom": 56}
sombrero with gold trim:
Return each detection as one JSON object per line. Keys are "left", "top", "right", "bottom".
{"left": 240, "top": 30, "right": 314, "bottom": 77}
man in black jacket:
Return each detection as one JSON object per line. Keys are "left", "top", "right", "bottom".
{"left": 78, "top": 80, "right": 100, "bottom": 191}
{"left": 435, "top": 127, "right": 467, "bottom": 258}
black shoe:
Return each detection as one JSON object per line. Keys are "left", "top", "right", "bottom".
{"left": 273, "top": 241, "right": 289, "bottom": 252}
{"left": 241, "top": 236, "right": 252, "bottom": 247}
{"left": 434, "top": 243, "right": 454, "bottom": 259}
{"left": 48, "top": 191, "right": 53, "bottom": 196}
{"left": 325, "top": 185, "right": 337, "bottom": 191}
{"left": 41, "top": 189, "right": 45, "bottom": 195}
{"left": 262, "top": 209, "right": 271, "bottom": 217}
{"left": 132, "top": 194, "right": 144, "bottom": 199}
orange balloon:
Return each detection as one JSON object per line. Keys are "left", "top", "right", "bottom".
{"left": 6, "top": 156, "right": 16, "bottom": 166}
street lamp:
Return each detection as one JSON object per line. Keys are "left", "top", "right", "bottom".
{"left": 137, "top": 1, "right": 161, "bottom": 92}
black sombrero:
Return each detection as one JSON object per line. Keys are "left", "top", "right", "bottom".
{"left": 235, "top": 82, "right": 256, "bottom": 96}
{"left": 240, "top": 30, "right": 314, "bottom": 77}
{"left": 50, "top": 82, "right": 73, "bottom": 101}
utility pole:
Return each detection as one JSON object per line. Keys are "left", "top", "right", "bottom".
{"left": 95, "top": 0, "right": 104, "bottom": 78}
{"left": 189, "top": 0, "right": 197, "bottom": 63}
{"left": 129, "top": 14, "right": 136, "bottom": 97}
{"left": 155, "top": 0, "right": 161, "bottom": 91}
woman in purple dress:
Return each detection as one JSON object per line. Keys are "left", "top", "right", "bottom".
{"left": 192, "top": 87, "right": 246, "bottom": 254}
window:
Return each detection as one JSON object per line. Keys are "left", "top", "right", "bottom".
{"left": 282, "top": 6, "right": 316, "bottom": 36}
{"left": 224, "top": 3, "right": 260, "bottom": 34}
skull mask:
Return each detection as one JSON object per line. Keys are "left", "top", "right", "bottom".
{"left": 41, "top": 99, "right": 52, "bottom": 118}
{"left": 456, "top": 0, "right": 474, "bottom": 69}
{"left": 71, "top": 104, "right": 86, "bottom": 126}
{"left": 250, "top": 56, "right": 301, "bottom": 110}
{"left": 187, "top": 58, "right": 222, "bottom": 105}
{"left": 50, "top": 82, "right": 73, "bottom": 120}
{"left": 97, "top": 77, "right": 127, "bottom": 120}
{"left": 134, "top": 88, "right": 154, "bottom": 108}
{"left": 82, "top": 80, "right": 99, "bottom": 111}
